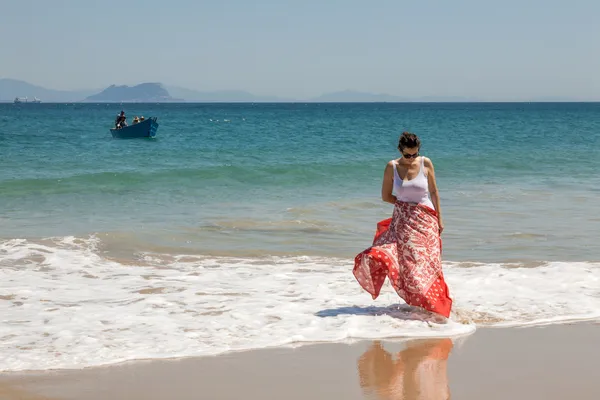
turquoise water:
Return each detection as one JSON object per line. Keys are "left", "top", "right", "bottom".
{"left": 2, "top": 102, "right": 600, "bottom": 261}
{"left": 2, "top": 102, "right": 600, "bottom": 372}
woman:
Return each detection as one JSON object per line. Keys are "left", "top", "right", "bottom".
{"left": 353, "top": 131, "right": 452, "bottom": 318}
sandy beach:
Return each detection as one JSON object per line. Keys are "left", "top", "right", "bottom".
{"left": 1, "top": 323, "right": 599, "bottom": 400}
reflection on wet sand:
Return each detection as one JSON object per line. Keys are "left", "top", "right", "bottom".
{"left": 357, "top": 339, "right": 453, "bottom": 399}
{"left": 0, "top": 382, "right": 57, "bottom": 400}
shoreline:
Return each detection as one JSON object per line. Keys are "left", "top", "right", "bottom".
{"left": 1, "top": 322, "right": 599, "bottom": 399}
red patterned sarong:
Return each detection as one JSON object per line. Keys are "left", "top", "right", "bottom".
{"left": 353, "top": 201, "right": 452, "bottom": 317}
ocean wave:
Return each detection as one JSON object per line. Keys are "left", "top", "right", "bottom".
{"left": 1, "top": 237, "right": 599, "bottom": 371}
{"left": 190, "top": 218, "right": 347, "bottom": 235}
{"left": 0, "top": 162, "right": 378, "bottom": 197}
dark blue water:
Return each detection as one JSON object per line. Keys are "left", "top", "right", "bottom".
{"left": 2, "top": 102, "right": 600, "bottom": 261}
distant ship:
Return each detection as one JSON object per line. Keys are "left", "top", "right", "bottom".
{"left": 13, "top": 97, "right": 41, "bottom": 104}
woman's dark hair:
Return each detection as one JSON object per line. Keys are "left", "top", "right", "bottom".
{"left": 398, "top": 131, "right": 421, "bottom": 150}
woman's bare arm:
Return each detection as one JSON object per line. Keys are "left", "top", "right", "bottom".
{"left": 424, "top": 157, "right": 444, "bottom": 233}
{"left": 381, "top": 161, "right": 397, "bottom": 204}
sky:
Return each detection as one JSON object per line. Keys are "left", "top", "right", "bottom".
{"left": 1, "top": 0, "right": 599, "bottom": 100}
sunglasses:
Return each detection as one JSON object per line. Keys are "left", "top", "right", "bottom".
{"left": 402, "top": 152, "right": 419, "bottom": 159}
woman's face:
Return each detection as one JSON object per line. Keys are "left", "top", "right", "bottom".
{"left": 400, "top": 146, "right": 419, "bottom": 160}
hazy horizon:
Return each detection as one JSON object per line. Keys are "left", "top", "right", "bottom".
{"left": 3, "top": 0, "right": 599, "bottom": 101}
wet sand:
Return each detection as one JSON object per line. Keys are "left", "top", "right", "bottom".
{"left": 1, "top": 323, "right": 599, "bottom": 399}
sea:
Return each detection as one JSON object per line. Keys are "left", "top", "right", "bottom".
{"left": 1, "top": 102, "right": 599, "bottom": 372}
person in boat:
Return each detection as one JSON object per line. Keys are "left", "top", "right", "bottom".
{"left": 133, "top": 116, "right": 140, "bottom": 124}
{"left": 115, "top": 111, "right": 127, "bottom": 129}
{"left": 139, "top": 116, "right": 145, "bottom": 121}
{"left": 352, "top": 131, "right": 452, "bottom": 318}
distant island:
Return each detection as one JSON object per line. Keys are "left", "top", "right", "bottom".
{"left": 0, "top": 79, "right": 482, "bottom": 103}
{"left": 1, "top": 78, "right": 589, "bottom": 103}
{"left": 0, "top": 78, "right": 97, "bottom": 103}
{"left": 82, "top": 83, "right": 183, "bottom": 103}
{"left": 166, "top": 86, "right": 292, "bottom": 103}
{"left": 0, "top": 79, "right": 296, "bottom": 103}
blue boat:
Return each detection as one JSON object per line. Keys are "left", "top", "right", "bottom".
{"left": 110, "top": 117, "right": 159, "bottom": 139}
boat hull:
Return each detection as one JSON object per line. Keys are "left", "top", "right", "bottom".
{"left": 110, "top": 117, "right": 159, "bottom": 139}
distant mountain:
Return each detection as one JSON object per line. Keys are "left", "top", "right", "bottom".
{"left": 166, "top": 86, "right": 293, "bottom": 102}
{"left": 525, "top": 95, "right": 592, "bottom": 102}
{"left": 307, "top": 90, "right": 481, "bottom": 103}
{"left": 410, "top": 95, "right": 484, "bottom": 102}
{"left": 0, "top": 78, "right": 491, "bottom": 103}
{"left": 0, "top": 78, "right": 97, "bottom": 102}
{"left": 83, "top": 83, "right": 183, "bottom": 103}
{"left": 308, "top": 90, "right": 411, "bottom": 103}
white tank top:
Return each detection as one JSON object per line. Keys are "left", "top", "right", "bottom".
{"left": 392, "top": 156, "right": 435, "bottom": 209}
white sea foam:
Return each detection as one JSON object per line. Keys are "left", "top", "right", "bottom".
{"left": 1, "top": 237, "right": 599, "bottom": 372}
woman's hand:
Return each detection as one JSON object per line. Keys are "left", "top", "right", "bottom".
{"left": 438, "top": 219, "right": 444, "bottom": 234}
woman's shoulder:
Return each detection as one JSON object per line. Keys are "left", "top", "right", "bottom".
{"left": 384, "top": 159, "right": 399, "bottom": 174}
{"left": 421, "top": 156, "right": 437, "bottom": 174}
